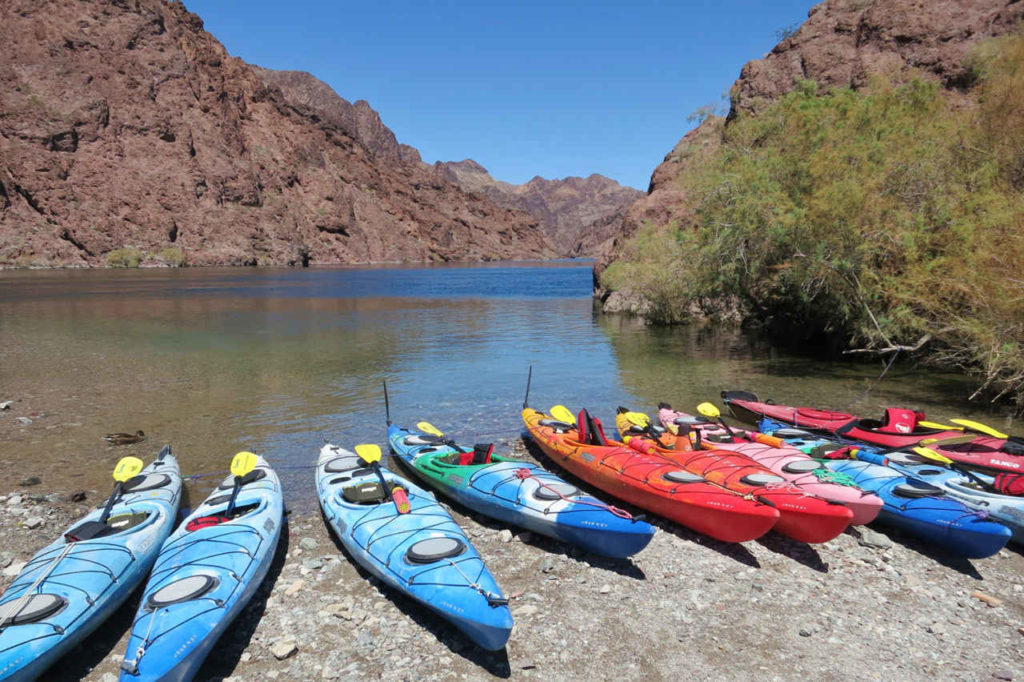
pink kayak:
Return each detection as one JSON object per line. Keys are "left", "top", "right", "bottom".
{"left": 658, "top": 404, "right": 883, "bottom": 525}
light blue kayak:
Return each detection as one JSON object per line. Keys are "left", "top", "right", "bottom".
{"left": 119, "top": 455, "right": 283, "bottom": 682}
{"left": 316, "top": 444, "right": 513, "bottom": 650}
{"left": 387, "top": 423, "right": 655, "bottom": 558}
{"left": 0, "top": 448, "right": 181, "bottom": 682}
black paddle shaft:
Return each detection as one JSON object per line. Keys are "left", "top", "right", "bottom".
{"left": 98, "top": 482, "right": 123, "bottom": 524}
{"left": 225, "top": 476, "right": 243, "bottom": 517}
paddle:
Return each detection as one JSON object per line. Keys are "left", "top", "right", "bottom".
{"left": 907, "top": 446, "right": 1001, "bottom": 493}
{"left": 355, "top": 443, "right": 409, "bottom": 514}
{"left": 416, "top": 420, "right": 467, "bottom": 454}
{"left": 549, "top": 405, "right": 576, "bottom": 426}
{"left": 696, "top": 402, "right": 740, "bottom": 441}
{"left": 623, "top": 410, "right": 669, "bottom": 446}
{"left": 950, "top": 418, "right": 1010, "bottom": 440}
{"left": 99, "top": 456, "right": 144, "bottom": 524}
{"left": 224, "top": 451, "right": 258, "bottom": 518}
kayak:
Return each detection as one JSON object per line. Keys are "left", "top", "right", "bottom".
{"left": 609, "top": 411, "right": 853, "bottom": 543}
{"left": 656, "top": 404, "right": 883, "bottom": 525}
{"left": 722, "top": 390, "right": 1024, "bottom": 475}
{"left": 0, "top": 449, "right": 181, "bottom": 682}
{"left": 387, "top": 423, "right": 655, "bottom": 558}
{"left": 521, "top": 407, "right": 780, "bottom": 543}
{"left": 851, "top": 450, "right": 1024, "bottom": 546}
{"left": 316, "top": 444, "right": 512, "bottom": 651}
{"left": 823, "top": 459, "right": 1011, "bottom": 558}
{"left": 119, "top": 455, "right": 283, "bottom": 682}
{"left": 757, "top": 423, "right": 1013, "bottom": 558}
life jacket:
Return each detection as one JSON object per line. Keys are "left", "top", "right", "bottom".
{"left": 459, "top": 443, "right": 494, "bottom": 466}
{"left": 876, "top": 408, "right": 922, "bottom": 434}
{"left": 993, "top": 472, "right": 1024, "bottom": 496}
{"left": 185, "top": 515, "right": 230, "bottom": 531}
{"left": 576, "top": 409, "right": 609, "bottom": 446}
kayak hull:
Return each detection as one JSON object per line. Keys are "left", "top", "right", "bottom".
{"left": 119, "top": 456, "right": 283, "bottom": 682}
{"left": 0, "top": 453, "right": 181, "bottom": 682}
{"left": 522, "top": 409, "right": 779, "bottom": 543}
{"left": 388, "top": 423, "right": 655, "bottom": 558}
{"left": 316, "top": 444, "right": 512, "bottom": 651}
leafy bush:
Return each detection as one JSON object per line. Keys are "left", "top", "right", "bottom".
{"left": 105, "top": 248, "right": 143, "bottom": 268}
{"left": 157, "top": 247, "right": 186, "bottom": 266}
{"left": 602, "top": 32, "right": 1024, "bottom": 410}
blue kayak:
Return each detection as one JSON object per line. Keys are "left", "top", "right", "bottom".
{"left": 316, "top": 444, "right": 513, "bottom": 650}
{"left": 0, "top": 449, "right": 181, "bottom": 682}
{"left": 119, "top": 455, "right": 283, "bottom": 682}
{"left": 387, "top": 423, "right": 655, "bottom": 558}
{"left": 758, "top": 421, "right": 1012, "bottom": 558}
{"left": 850, "top": 449, "right": 1024, "bottom": 546}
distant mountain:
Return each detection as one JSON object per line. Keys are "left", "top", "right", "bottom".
{"left": 0, "top": 0, "right": 554, "bottom": 267}
{"left": 434, "top": 161, "right": 643, "bottom": 256}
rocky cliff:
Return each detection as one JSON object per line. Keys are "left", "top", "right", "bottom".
{"left": 597, "top": 0, "right": 1024, "bottom": 287}
{"left": 0, "top": 0, "right": 554, "bottom": 267}
{"left": 433, "top": 161, "right": 643, "bottom": 255}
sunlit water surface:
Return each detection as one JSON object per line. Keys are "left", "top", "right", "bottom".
{"left": 1, "top": 262, "right": 1016, "bottom": 511}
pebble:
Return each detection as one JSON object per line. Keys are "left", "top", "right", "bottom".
{"left": 303, "top": 558, "right": 324, "bottom": 571}
{"left": 285, "top": 580, "right": 306, "bottom": 597}
{"left": 22, "top": 517, "right": 43, "bottom": 529}
{"left": 799, "top": 628, "right": 813, "bottom": 637}
{"left": 7, "top": 495, "right": 23, "bottom": 507}
{"left": 68, "top": 490, "right": 87, "bottom": 503}
{"left": 19, "top": 477, "right": 41, "bottom": 487}
{"left": 499, "top": 529, "right": 514, "bottom": 543}
{"left": 300, "top": 537, "right": 319, "bottom": 550}
{"left": 858, "top": 529, "right": 893, "bottom": 549}
{"left": 3, "top": 561, "right": 26, "bottom": 577}
{"left": 270, "top": 640, "right": 298, "bottom": 660}
{"left": 992, "top": 671, "right": 1013, "bottom": 681}
{"left": 240, "top": 652, "right": 252, "bottom": 663}
{"left": 538, "top": 556, "right": 558, "bottom": 573}
{"left": 599, "top": 584, "right": 611, "bottom": 594}
{"left": 0, "top": 401, "right": 12, "bottom": 410}
{"left": 514, "top": 604, "right": 539, "bottom": 617}
{"left": 16, "top": 417, "right": 32, "bottom": 425}
{"left": 972, "top": 590, "right": 1004, "bottom": 608}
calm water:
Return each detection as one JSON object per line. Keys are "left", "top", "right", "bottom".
{"left": 0, "top": 262, "right": 1016, "bottom": 510}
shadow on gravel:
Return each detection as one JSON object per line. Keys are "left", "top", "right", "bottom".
{"left": 851, "top": 525, "right": 984, "bottom": 580}
{"left": 392, "top": 451, "right": 647, "bottom": 581}
{"left": 321, "top": 507, "right": 513, "bottom": 678}
{"left": 195, "top": 513, "right": 292, "bottom": 680}
{"left": 51, "top": 582, "right": 145, "bottom": 681}
{"left": 755, "top": 533, "right": 829, "bottom": 572}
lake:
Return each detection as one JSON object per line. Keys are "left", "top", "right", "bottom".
{"left": 0, "top": 261, "right": 1015, "bottom": 510}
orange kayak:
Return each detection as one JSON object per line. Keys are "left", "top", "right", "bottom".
{"left": 614, "top": 410, "right": 854, "bottom": 543}
{"left": 522, "top": 407, "right": 779, "bottom": 543}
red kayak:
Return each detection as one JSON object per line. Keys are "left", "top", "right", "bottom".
{"left": 613, "top": 410, "right": 853, "bottom": 543}
{"left": 722, "top": 390, "right": 1024, "bottom": 476}
{"left": 522, "top": 407, "right": 780, "bottom": 543}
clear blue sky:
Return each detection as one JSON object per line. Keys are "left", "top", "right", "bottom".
{"left": 183, "top": 0, "right": 817, "bottom": 190}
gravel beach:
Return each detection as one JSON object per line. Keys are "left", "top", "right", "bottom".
{"left": 0, "top": 434, "right": 1022, "bottom": 682}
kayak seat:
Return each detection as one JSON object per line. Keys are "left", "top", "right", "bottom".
{"left": 0, "top": 593, "right": 68, "bottom": 627}
{"left": 539, "top": 419, "right": 573, "bottom": 432}
{"left": 456, "top": 444, "right": 493, "bottom": 466}
{"left": 781, "top": 460, "right": 825, "bottom": 474}
{"left": 533, "top": 482, "right": 579, "bottom": 500}
{"left": 65, "top": 512, "right": 150, "bottom": 542}
{"left": 144, "top": 574, "right": 220, "bottom": 612}
{"left": 892, "top": 481, "right": 942, "bottom": 499}
{"left": 406, "top": 537, "right": 466, "bottom": 564}
{"left": 216, "top": 468, "right": 267, "bottom": 490}
{"left": 324, "top": 455, "right": 363, "bottom": 473}
{"left": 663, "top": 470, "right": 704, "bottom": 484}
{"left": 185, "top": 503, "right": 260, "bottom": 531}
{"left": 122, "top": 473, "right": 173, "bottom": 493}
{"left": 404, "top": 434, "right": 444, "bottom": 445}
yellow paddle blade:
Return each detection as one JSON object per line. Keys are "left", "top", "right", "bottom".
{"left": 416, "top": 421, "right": 444, "bottom": 438}
{"left": 549, "top": 405, "right": 576, "bottom": 425}
{"left": 230, "top": 451, "right": 258, "bottom": 478}
{"left": 696, "top": 402, "right": 721, "bottom": 419}
{"left": 950, "top": 418, "right": 1007, "bottom": 439}
{"left": 355, "top": 443, "right": 383, "bottom": 464}
{"left": 918, "top": 420, "right": 960, "bottom": 431}
{"left": 624, "top": 411, "right": 651, "bottom": 428}
{"left": 112, "top": 456, "right": 144, "bottom": 483}
{"left": 913, "top": 446, "right": 954, "bottom": 465}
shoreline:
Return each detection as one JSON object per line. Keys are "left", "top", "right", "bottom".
{"left": 1, "top": 439, "right": 1022, "bottom": 681}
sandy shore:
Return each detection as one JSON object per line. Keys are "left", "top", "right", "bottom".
{"left": 1, "top": 434, "right": 1022, "bottom": 682}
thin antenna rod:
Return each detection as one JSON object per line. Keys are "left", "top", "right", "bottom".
{"left": 522, "top": 365, "right": 533, "bottom": 409}
{"left": 383, "top": 379, "right": 391, "bottom": 426}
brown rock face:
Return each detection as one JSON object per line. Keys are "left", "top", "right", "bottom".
{"left": 0, "top": 0, "right": 554, "bottom": 267}
{"left": 598, "top": 0, "right": 1024, "bottom": 288}
{"left": 433, "top": 161, "right": 643, "bottom": 256}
